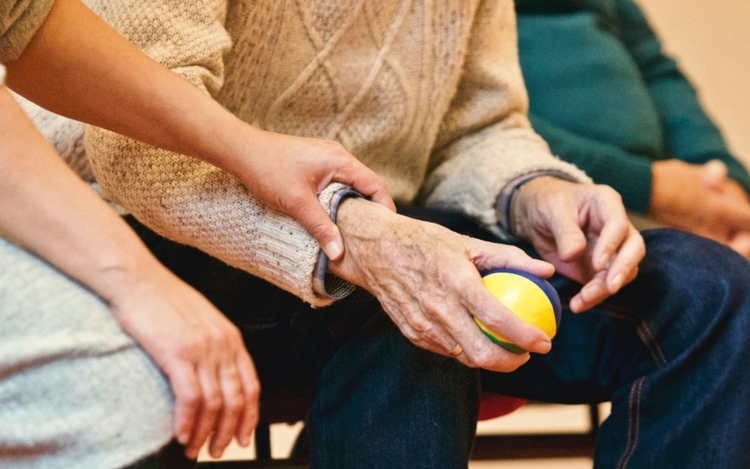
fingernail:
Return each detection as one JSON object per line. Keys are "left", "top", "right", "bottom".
{"left": 598, "top": 253, "right": 610, "bottom": 270}
{"left": 611, "top": 274, "right": 623, "bottom": 292}
{"left": 582, "top": 284, "right": 603, "bottom": 303}
{"left": 536, "top": 338, "right": 552, "bottom": 353}
{"left": 239, "top": 435, "right": 250, "bottom": 447}
{"left": 323, "top": 240, "right": 343, "bottom": 260}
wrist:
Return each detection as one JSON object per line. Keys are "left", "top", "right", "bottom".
{"left": 327, "top": 197, "right": 394, "bottom": 285}
{"left": 85, "top": 234, "right": 168, "bottom": 307}
{"left": 509, "top": 175, "right": 566, "bottom": 239}
{"left": 197, "top": 117, "right": 266, "bottom": 184}
{"left": 312, "top": 187, "right": 364, "bottom": 300}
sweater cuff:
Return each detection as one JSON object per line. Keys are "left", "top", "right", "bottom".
{"left": 495, "top": 170, "right": 580, "bottom": 238}
{"left": 312, "top": 187, "right": 363, "bottom": 301}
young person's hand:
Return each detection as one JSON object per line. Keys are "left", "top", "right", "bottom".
{"left": 231, "top": 130, "right": 395, "bottom": 260}
{"left": 0, "top": 89, "right": 258, "bottom": 460}
{"left": 104, "top": 262, "right": 259, "bottom": 460}
{"left": 6, "top": 0, "right": 394, "bottom": 262}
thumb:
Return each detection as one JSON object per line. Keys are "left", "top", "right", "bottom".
{"left": 291, "top": 201, "right": 345, "bottom": 260}
{"left": 701, "top": 160, "right": 728, "bottom": 190}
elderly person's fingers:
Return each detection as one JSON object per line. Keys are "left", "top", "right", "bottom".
{"left": 469, "top": 241, "right": 555, "bottom": 279}
{"left": 601, "top": 225, "right": 644, "bottom": 293}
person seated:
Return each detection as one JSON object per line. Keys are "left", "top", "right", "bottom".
{"left": 0, "top": 0, "right": 392, "bottom": 466}
{"left": 21, "top": 0, "right": 750, "bottom": 468}
{"left": 515, "top": 0, "right": 750, "bottom": 255}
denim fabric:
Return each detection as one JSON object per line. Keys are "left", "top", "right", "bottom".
{"left": 483, "top": 228, "right": 750, "bottom": 468}
{"left": 127, "top": 212, "right": 750, "bottom": 468}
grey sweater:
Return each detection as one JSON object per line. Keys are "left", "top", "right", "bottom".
{"left": 0, "top": 2, "right": 174, "bottom": 467}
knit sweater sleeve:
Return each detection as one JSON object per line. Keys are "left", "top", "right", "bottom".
{"left": 84, "top": 0, "right": 337, "bottom": 306}
{"left": 615, "top": 0, "right": 750, "bottom": 195}
{"left": 419, "top": 0, "right": 590, "bottom": 239}
{"left": 528, "top": 112, "right": 654, "bottom": 213}
{"left": 0, "top": 0, "right": 54, "bottom": 62}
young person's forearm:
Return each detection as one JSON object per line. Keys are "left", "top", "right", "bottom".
{"left": 4, "top": 0, "right": 256, "bottom": 181}
{"left": 0, "top": 88, "right": 161, "bottom": 303}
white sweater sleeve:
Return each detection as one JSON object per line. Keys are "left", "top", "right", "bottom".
{"left": 419, "top": 0, "right": 591, "bottom": 239}
{"left": 83, "top": 0, "right": 336, "bottom": 306}
{"left": 0, "top": 0, "right": 54, "bottom": 62}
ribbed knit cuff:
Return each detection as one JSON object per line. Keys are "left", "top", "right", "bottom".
{"left": 312, "top": 187, "right": 363, "bottom": 301}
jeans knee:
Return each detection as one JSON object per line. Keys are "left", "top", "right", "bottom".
{"left": 641, "top": 229, "right": 750, "bottom": 296}
{"left": 637, "top": 229, "right": 750, "bottom": 352}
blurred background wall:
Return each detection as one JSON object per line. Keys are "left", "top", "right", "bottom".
{"left": 636, "top": 0, "right": 750, "bottom": 167}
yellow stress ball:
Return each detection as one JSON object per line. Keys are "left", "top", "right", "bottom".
{"left": 475, "top": 268, "right": 562, "bottom": 354}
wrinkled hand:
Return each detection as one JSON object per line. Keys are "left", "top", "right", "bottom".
{"left": 651, "top": 159, "right": 750, "bottom": 256}
{"left": 236, "top": 130, "right": 395, "bottom": 260}
{"left": 106, "top": 265, "right": 259, "bottom": 460}
{"left": 511, "top": 177, "right": 645, "bottom": 312}
{"left": 328, "top": 198, "right": 555, "bottom": 372}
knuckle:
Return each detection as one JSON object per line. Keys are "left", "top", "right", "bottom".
{"left": 407, "top": 314, "right": 433, "bottom": 334}
{"left": 471, "top": 347, "right": 494, "bottom": 366}
{"left": 245, "top": 382, "right": 261, "bottom": 403}
{"left": 224, "top": 393, "right": 244, "bottom": 413}
{"left": 173, "top": 339, "right": 200, "bottom": 361}
{"left": 224, "top": 324, "right": 243, "bottom": 344}
{"left": 180, "top": 387, "right": 202, "bottom": 407}
{"left": 204, "top": 391, "right": 222, "bottom": 412}
{"left": 284, "top": 190, "right": 309, "bottom": 209}
{"left": 307, "top": 221, "right": 331, "bottom": 240}
{"left": 461, "top": 354, "right": 479, "bottom": 368}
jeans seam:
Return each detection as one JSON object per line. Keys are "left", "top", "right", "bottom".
{"left": 599, "top": 304, "right": 668, "bottom": 367}
{"left": 616, "top": 377, "right": 644, "bottom": 469}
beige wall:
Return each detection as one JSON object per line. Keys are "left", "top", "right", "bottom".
{"left": 636, "top": 0, "right": 750, "bottom": 167}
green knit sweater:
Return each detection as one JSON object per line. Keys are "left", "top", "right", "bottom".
{"left": 515, "top": 0, "right": 750, "bottom": 212}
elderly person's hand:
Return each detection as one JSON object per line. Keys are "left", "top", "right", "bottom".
{"left": 510, "top": 177, "right": 645, "bottom": 312}
{"left": 651, "top": 159, "right": 750, "bottom": 256}
{"left": 328, "top": 198, "right": 555, "bottom": 373}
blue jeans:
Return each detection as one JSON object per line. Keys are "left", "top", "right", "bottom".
{"left": 128, "top": 213, "right": 750, "bottom": 468}
{"left": 482, "top": 228, "right": 750, "bottom": 468}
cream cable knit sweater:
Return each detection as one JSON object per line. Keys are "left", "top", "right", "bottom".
{"left": 30, "top": 0, "right": 591, "bottom": 307}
